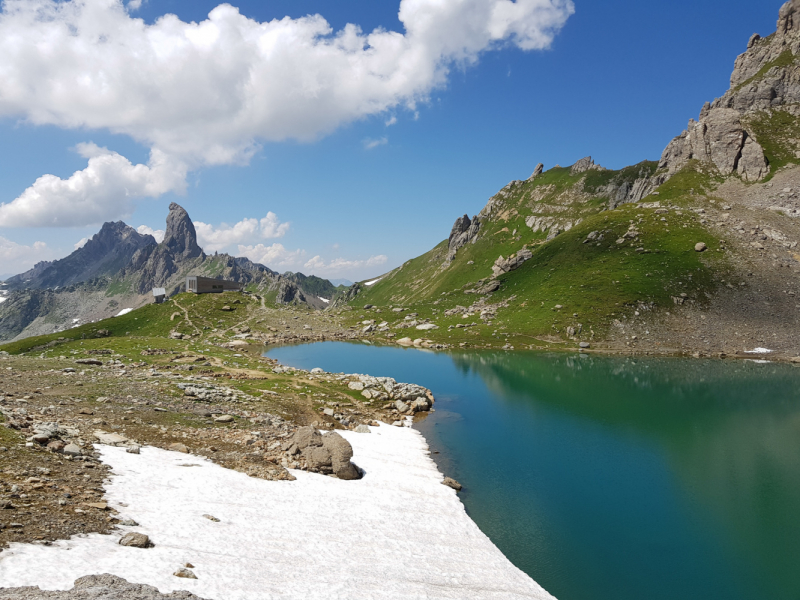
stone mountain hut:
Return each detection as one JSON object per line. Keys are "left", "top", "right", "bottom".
{"left": 152, "top": 287, "right": 166, "bottom": 304}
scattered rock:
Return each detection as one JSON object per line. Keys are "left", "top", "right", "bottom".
{"left": 63, "top": 443, "right": 82, "bottom": 457}
{"left": 119, "top": 519, "right": 139, "bottom": 526}
{"left": 695, "top": 242, "right": 707, "bottom": 252}
{"left": 203, "top": 514, "right": 220, "bottom": 522}
{"left": 93, "top": 430, "right": 129, "bottom": 445}
{"left": 168, "top": 443, "right": 189, "bottom": 453}
{"left": 119, "top": 532, "right": 151, "bottom": 548}
{"left": 173, "top": 568, "right": 197, "bottom": 579}
{"left": 213, "top": 415, "right": 235, "bottom": 423}
{"left": 354, "top": 424, "right": 371, "bottom": 433}
{"left": 579, "top": 342, "right": 591, "bottom": 349}
{"left": 47, "top": 440, "right": 66, "bottom": 453}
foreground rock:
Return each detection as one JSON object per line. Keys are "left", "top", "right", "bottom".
{"left": 285, "top": 427, "right": 361, "bottom": 479}
{"left": 0, "top": 574, "right": 210, "bottom": 599}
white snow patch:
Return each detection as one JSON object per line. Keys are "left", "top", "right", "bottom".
{"left": 744, "top": 347, "right": 773, "bottom": 354}
{"left": 114, "top": 308, "right": 133, "bottom": 317}
{"left": 364, "top": 277, "right": 382, "bottom": 286}
{"left": 0, "top": 426, "right": 553, "bottom": 600}
{"left": 318, "top": 297, "right": 330, "bottom": 304}
{"left": 72, "top": 318, "right": 80, "bottom": 324}
{"left": 0, "top": 296, "right": 6, "bottom": 304}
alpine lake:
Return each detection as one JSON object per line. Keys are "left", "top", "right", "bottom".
{"left": 265, "top": 342, "right": 800, "bottom": 600}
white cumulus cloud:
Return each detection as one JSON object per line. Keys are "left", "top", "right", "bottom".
{"left": 237, "top": 243, "right": 306, "bottom": 270}
{"left": 196, "top": 212, "right": 289, "bottom": 252}
{"left": 0, "top": 236, "right": 55, "bottom": 275}
{"left": 137, "top": 225, "right": 165, "bottom": 243}
{"left": 0, "top": 144, "right": 187, "bottom": 227}
{"left": 0, "top": 0, "right": 573, "bottom": 227}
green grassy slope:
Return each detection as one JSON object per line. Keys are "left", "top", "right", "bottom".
{"left": 345, "top": 162, "right": 729, "bottom": 347}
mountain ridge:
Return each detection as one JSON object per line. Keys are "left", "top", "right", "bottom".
{"left": 0, "top": 203, "right": 326, "bottom": 341}
{"left": 337, "top": 0, "right": 800, "bottom": 357}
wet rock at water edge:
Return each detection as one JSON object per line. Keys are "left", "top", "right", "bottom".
{"left": 443, "top": 477, "right": 463, "bottom": 491}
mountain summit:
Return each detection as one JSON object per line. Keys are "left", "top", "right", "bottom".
{"left": 5, "top": 221, "right": 155, "bottom": 291}
{"left": 163, "top": 202, "right": 203, "bottom": 259}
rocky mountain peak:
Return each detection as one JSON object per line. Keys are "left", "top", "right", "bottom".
{"left": 778, "top": 0, "right": 800, "bottom": 36}
{"left": 5, "top": 220, "right": 155, "bottom": 291}
{"left": 163, "top": 202, "right": 202, "bottom": 259}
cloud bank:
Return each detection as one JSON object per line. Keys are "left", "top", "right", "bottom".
{"left": 0, "top": 0, "right": 574, "bottom": 226}
{"left": 195, "top": 212, "right": 289, "bottom": 252}
{"left": 0, "top": 144, "right": 186, "bottom": 227}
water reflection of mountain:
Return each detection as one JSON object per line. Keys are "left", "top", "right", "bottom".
{"left": 448, "top": 351, "right": 800, "bottom": 599}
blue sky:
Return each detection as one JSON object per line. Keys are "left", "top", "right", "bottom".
{"left": 0, "top": 0, "right": 779, "bottom": 281}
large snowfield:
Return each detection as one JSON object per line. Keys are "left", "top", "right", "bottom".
{"left": 0, "top": 424, "right": 554, "bottom": 600}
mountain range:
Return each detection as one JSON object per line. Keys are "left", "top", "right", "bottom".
{"left": 0, "top": 203, "right": 333, "bottom": 341}
{"left": 2, "top": 0, "right": 800, "bottom": 356}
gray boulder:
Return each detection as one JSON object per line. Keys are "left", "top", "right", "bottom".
{"left": 289, "top": 427, "right": 361, "bottom": 480}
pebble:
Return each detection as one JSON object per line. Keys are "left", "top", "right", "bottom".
{"left": 168, "top": 443, "right": 189, "bottom": 453}
{"left": 695, "top": 242, "right": 707, "bottom": 252}
{"left": 213, "top": 415, "right": 234, "bottom": 423}
{"left": 202, "top": 514, "right": 220, "bottom": 522}
{"left": 119, "top": 519, "right": 139, "bottom": 526}
{"left": 354, "top": 425, "right": 371, "bottom": 433}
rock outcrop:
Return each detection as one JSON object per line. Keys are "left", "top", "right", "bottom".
{"left": 491, "top": 247, "right": 533, "bottom": 277}
{"left": 528, "top": 162, "right": 544, "bottom": 180}
{"left": 163, "top": 202, "right": 203, "bottom": 260}
{"left": 570, "top": 156, "right": 602, "bottom": 175}
{"left": 659, "top": 108, "right": 770, "bottom": 181}
{"left": 446, "top": 214, "right": 481, "bottom": 262}
{"left": 657, "top": 1, "right": 800, "bottom": 182}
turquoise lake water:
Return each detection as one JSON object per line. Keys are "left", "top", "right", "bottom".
{"left": 265, "top": 342, "right": 800, "bottom": 600}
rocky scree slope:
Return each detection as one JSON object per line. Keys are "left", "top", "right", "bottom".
{"left": 341, "top": 0, "right": 800, "bottom": 357}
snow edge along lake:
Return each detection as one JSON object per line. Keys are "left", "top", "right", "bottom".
{"left": 0, "top": 424, "right": 554, "bottom": 600}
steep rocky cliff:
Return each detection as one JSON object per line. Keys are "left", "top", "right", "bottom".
{"left": 659, "top": 0, "right": 800, "bottom": 181}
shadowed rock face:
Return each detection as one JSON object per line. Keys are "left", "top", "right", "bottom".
{"left": 163, "top": 202, "right": 202, "bottom": 259}
{"left": 5, "top": 222, "right": 155, "bottom": 291}
{"left": 0, "top": 573, "right": 211, "bottom": 599}
{"left": 446, "top": 214, "right": 481, "bottom": 263}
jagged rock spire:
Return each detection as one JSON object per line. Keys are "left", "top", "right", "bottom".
{"left": 163, "top": 202, "right": 202, "bottom": 259}
{"left": 778, "top": 0, "right": 800, "bottom": 35}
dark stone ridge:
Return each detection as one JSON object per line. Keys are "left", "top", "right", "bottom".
{"left": 5, "top": 222, "right": 155, "bottom": 291}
